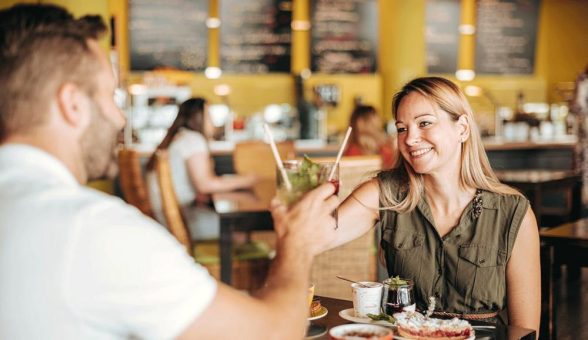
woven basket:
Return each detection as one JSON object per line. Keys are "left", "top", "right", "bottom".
{"left": 311, "top": 232, "right": 377, "bottom": 300}
{"left": 309, "top": 155, "right": 382, "bottom": 300}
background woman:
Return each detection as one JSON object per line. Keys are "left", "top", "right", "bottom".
{"left": 334, "top": 77, "right": 540, "bottom": 333}
{"left": 344, "top": 105, "right": 397, "bottom": 169}
{"left": 147, "top": 97, "right": 257, "bottom": 240}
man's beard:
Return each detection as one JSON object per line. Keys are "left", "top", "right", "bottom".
{"left": 80, "top": 98, "right": 121, "bottom": 181}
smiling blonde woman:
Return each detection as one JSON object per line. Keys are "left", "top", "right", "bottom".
{"left": 333, "top": 77, "right": 540, "bottom": 336}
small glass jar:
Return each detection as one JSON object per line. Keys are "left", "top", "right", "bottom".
{"left": 381, "top": 278, "right": 415, "bottom": 315}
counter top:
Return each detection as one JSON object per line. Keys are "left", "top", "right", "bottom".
{"left": 127, "top": 135, "right": 578, "bottom": 157}
{"left": 208, "top": 139, "right": 340, "bottom": 156}
{"left": 482, "top": 135, "right": 577, "bottom": 151}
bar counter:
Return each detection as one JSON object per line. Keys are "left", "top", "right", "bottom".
{"left": 208, "top": 135, "right": 577, "bottom": 174}
{"left": 206, "top": 135, "right": 577, "bottom": 156}
{"left": 127, "top": 135, "right": 578, "bottom": 174}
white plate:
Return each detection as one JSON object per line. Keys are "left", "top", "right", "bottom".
{"left": 308, "top": 306, "right": 328, "bottom": 321}
{"left": 394, "top": 336, "right": 474, "bottom": 340}
{"left": 338, "top": 308, "right": 396, "bottom": 328}
{"left": 330, "top": 324, "right": 393, "bottom": 339}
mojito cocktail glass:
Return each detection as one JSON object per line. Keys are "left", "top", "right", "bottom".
{"left": 277, "top": 157, "right": 339, "bottom": 207}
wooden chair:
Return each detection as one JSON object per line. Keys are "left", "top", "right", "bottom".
{"left": 234, "top": 140, "right": 296, "bottom": 180}
{"left": 310, "top": 155, "right": 383, "bottom": 299}
{"left": 233, "top": 140, "right": 296, "bottom": 249}
{"left": 153, "top": 150, "right": 271, "bottom": 291}
{"left": 118, "top": 148, "right": 154, "bottom": 218}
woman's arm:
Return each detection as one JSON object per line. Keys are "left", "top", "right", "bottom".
{"left": 506, "top": 207, "right": 540, "bottom": 336}
{"left": 186, "top": 152, "right": 257, "bottom": 194}
{"left": 326, "top": 178, "right": 381, "bottom": 251}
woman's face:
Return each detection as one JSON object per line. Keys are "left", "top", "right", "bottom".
{"left": 395, "top": 92, "right": 467, "bottom": 176}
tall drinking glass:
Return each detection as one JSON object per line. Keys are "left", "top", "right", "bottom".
{"left": 277, "top": 159, "right": 339, "bottom": 207}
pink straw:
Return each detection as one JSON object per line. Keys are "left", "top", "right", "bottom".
{"left": 263, "top": 124, "right": 292, "bottom": 191}
{"left": 328, "top": 127, "right": 352, "bottom": 181}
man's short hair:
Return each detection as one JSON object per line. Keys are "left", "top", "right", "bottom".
{"left": 0, "top": 4, "right": 107, "bottom": 140}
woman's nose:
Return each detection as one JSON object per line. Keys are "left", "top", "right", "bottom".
{"left": 404, "top": 128, "right": 421, "bottom": 146}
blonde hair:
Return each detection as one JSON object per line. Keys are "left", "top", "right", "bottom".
{"left": 381, "top": 77, "right": 521, "bottom": 212}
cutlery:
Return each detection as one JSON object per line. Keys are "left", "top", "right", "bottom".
{"left": 336, "top": 275, "right": 370, "bottom": 288}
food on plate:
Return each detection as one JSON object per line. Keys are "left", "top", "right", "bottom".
{"left": 366, "top": 312, "right": 395, "bottom": 323}
{"left": 341, "top": 331, "right": 386, "bottom": 338}
{"left": 310, "top": 299, "right": 323, "bottom": 317}
{"left": 394, "top": 311, "right": 474, "bottom": 340}
{"left": 329, "top": 324, "right": 393, "bottom": 340}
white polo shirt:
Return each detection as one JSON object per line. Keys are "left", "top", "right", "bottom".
{"left": 0, "top": 144, "right": 217, "bottom": 339}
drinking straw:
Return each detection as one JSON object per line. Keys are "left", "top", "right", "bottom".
{"left": 263, "top": 124, "right": 292, "bottom": 191}
{"left": 328, "top": 127, "right": 352, "bottom": 181}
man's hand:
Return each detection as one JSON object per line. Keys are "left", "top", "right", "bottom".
{"left": 270, "top": 182, "right": 339, "bottom": 257}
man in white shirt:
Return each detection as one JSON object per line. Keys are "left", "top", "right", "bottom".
{"left": 0, "top": 4, "right": 339, "bottom": 339}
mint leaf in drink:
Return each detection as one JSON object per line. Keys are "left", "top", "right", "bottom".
{"left": 291, "top": 156, "right": 320, "bottom": 190}
{"left": 388, "top": 276, "right": 408, "bottom": 286}
{"left": 301, "top": 155, "right": 315, "bottom": 172}
{"left": 279, "top": 156, "right": 327, "bottom": 206}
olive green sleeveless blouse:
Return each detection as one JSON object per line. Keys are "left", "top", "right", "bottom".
{"left": 377, "top": 170, "right": 529, "bottom": 315}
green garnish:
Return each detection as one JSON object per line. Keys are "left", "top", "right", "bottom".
{"left": 367, "top": 313, "right": 395, "bottom": 323}
{"left": 280, "top": 155, "right": 323, "bottom": 205}
{"left": 387, "top": 275, "right": 408, "bottom": 286}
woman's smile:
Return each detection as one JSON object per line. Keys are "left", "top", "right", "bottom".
{"left": 409, "top": 147, "right": 432, "bottom": 158}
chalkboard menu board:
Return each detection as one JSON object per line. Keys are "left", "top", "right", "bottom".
{"left": 425, "top": 0, "right": 460, "bottom": 74}
{"left": 311, "top": 0, "right": 378, "bottom": 74}
{"left": 475, "top": 0, "right": 540, "bottom": 75}
{"left": 220, "top": 0, "right": 292, "bottom": 73}
{"left": 129, "top": 0, "right": 208, "bottom": 71}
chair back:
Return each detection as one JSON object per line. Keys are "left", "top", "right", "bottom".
{"left": 153, "top": 150, "right": 193, "bottom": 256}
{"left": 310, "top": 155, "right": 382, "bottom": 299}
{"left": 118, "top": 148, "right": 154, "bottom": 218}
{"left": 234, "top": 140, "right": 296, "bottom": 180}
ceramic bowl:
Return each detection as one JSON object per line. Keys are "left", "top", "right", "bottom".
{"left": 328, "top": 324, "right": 393, "bottom": 340}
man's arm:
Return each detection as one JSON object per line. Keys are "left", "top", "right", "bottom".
{"left": 178, "top": 183, "right": 338, "bottom": 340}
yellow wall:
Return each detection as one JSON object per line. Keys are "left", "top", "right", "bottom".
{"left": 536, "top": 0, "right": 588, "bottom": 103}
{"left": 0, "top": 0, "right": 33, "bottom": 6}
{"left": 379, "top": 0, "right": 427, "bottom": 120}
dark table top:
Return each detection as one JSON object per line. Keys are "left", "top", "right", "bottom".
{"left": 494, "top": 169, "right": 581, "bottom": 184}
{"left": 310, "top": 296, "right": 536, "bottom": 339}
{"left": 213, "top": 179, "right": 274, "bottom": 215}
{"left": 540, "top": 217, "right": 588, "bottom": 244}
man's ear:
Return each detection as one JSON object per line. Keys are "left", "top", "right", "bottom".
{"left": 457, "top": 114, "right": 470, "bottom": 142}
{"left": 56, "top": 82, "right": 88, "bottom": 128}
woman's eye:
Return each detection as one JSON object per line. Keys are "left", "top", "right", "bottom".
{"left": 419, "top": 121, "right": 432, "bottom": 128}
{"left": 396, "top": 127, "right": 407, "bottom": 133}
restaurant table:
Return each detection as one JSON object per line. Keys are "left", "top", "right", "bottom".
{"left": 539, "top": 218, "right": 588, "bottom": 340}
{"left": 309, "top": 296, "right": 536, "bottom": 339}
{"left": 540, "top": 217, "right": 588, "bottom": 280}
{"left": 212, "top": 179, "right": 275, "bottom": 284}
{"left": 495, "top": 169, "right": 582, "bottom": 227}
